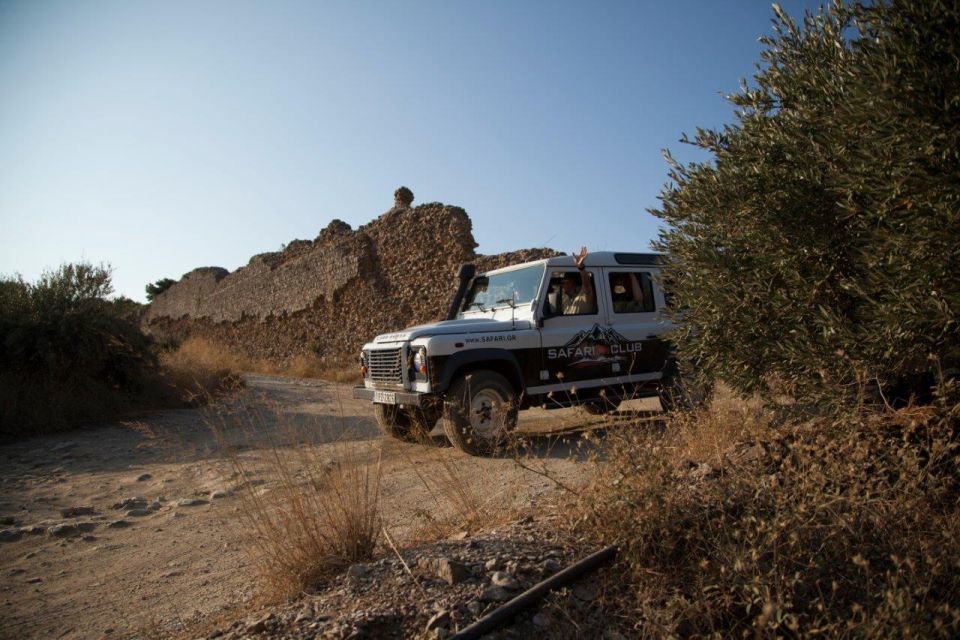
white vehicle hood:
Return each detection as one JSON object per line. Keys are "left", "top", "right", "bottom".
{"left": 373, "top": 317, "right": 532, "bottom": 344}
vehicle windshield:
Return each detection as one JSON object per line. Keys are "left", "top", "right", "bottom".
{"left": 462, "top": 264, "right": 545, "bottom": 313}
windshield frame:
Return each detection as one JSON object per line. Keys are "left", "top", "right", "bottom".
{"left": 461, "top": 263, "right": 546, "bottom": 315}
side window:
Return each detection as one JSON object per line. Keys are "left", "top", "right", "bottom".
{"left": 609, "top": 272, "right": 656, "bottom": 313}
{"left": 542, "top": 270, "right": 598, "bottom": 317}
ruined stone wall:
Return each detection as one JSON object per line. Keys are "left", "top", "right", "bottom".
{"left": 145, "top": 192, "right": 559, "bottom": 363}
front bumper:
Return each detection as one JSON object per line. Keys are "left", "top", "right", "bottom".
{"left": 352, "top": 386, "right": 423, "bottom": 407}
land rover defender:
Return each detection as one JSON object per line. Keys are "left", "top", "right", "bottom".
{"left": 352, "top": 252, "right": 677, "bottom": 455}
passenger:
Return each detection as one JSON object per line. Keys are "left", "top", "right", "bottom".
{"left": 612, "top": 273, "right": 644, "bottom": 312}
{"left": 561, "top": 247, "right": 594, "bottom": 315}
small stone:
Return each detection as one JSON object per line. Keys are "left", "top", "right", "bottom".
{"left": 484, "top": 558, "right": 502, "bottom": 572}
{"left": 59, "top": 506, "right": 95, "bottom": 518}
{"left": 107, "top": 520, "right": 130, "bottom": 529}
{"left": 136, "top": 473, "right": 152, "bottom": 482}
{"left": 0, "top": 529, "right": 22, "bottom": 543}
{"left": 75, "top": 522, "right": 98, "bottom": 532}
{"left": 449, "top": 530, "right": 469, "bottom": 541}
{"left": 417, "top": 557, "right": 469, "bottom": 585}
{"left": 246, "top": 612, "right": 274, "bottom": 633}
{"left": 162, "top": 570, "right": 183, "bottom": 578}
{"left": 425, "top": 610, "right": 451, "bottom": 632}
{"left": 211, "top": 490, "right": 230, "bottom": 500}
{"left": 532, "top": 613, "right": 551, "bottom": 628}
{"left": 82, "top": 535, "right": 97, "bottom": 542}
{"left": 490, "top": 571, "right": 519, "bottom": 590}
{"left": 541, "top": 559, "right": 561, "bottom": 575}
{"left": 466, "top": 601, "right": 483, "bottom": 617}
{"left": 26, "top": 576, "right": 42, "bottom": 584}
{"left": 19, "top": 525, "right": 46, "bottom": 536}
{"left": 480, "top": 586, "right": 511, "bottom": 603}
{"left": 207, "top": 630, "right": 224, "bottom": 639}
{"left": 573, "top": 583, "right": 597, "bottom": 602}
{"left": 346, "top": 564, "right": 368, "bottom": 580}
{"left": 177, "top": 498, "right": 208, "bottom": 507}
{"left": 113, "top": 497, "right": 146, "bottom": 510}
{"left": 48, "top": 523, "right": 78, "bottom": 538}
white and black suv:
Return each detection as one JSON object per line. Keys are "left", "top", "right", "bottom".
{"left": 353, "top": 252, "right": 677, "bottom": 455}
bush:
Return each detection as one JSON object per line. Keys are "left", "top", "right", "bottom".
{"left": 0, "top": 263, "right": 237, "bottom": 437}
{"left": 583, "top": 386, "right": 960, "bottom": 638}
{"left": 653, "top": 1, "right": 960, "bottom": 411}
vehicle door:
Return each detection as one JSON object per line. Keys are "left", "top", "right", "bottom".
{"left": 600, "top": 267, "right": 671, "bottom": 378}
{"left": 535, "top": 267, "right": 615, "bottom": 389}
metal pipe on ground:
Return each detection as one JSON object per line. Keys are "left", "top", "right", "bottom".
{"left": 449, "top": 545, "right": 618, "bottom": 640}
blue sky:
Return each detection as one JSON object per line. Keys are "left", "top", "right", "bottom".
{"left": 0, "top": 0, "right": 824, "bottom": 301}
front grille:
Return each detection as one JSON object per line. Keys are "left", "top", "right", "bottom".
{"left": 367, "top": 348, "right": 403, "bottom": 386}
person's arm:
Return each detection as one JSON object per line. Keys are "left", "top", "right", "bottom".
{"left": 629, "top": 273, "right": 643, "bottom": 305}
{"left": 573, "top": 246, "right": 594, "bottom": 307}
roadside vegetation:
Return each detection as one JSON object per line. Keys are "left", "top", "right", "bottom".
{"left": 0, "top": 262, "right": 237, "bottom": 438}
{"left": 581, "top": 2, "right": 960, "bottom": 637}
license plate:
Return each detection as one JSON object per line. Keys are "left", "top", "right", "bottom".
{"left": 374, "top": 390, "right": 396, "bottom": 404}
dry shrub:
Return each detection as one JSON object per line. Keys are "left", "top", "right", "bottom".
{"left": 159, "top": 337, "right": 244, "bottom": 401}
{"left": 582, "top": 384, "right": 960, "bottom": 638}
{"left": 162, "top": 337, "right": 362, "bottom": 384}
{"left": 221, "top": 428, "right": 383, "bottom": 599}
{"left": 287, "top": 353, "right": 363, "bottom": 384}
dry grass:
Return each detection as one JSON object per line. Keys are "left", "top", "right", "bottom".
{"left": 0, "top": 338, "right": 240, "bottom": 439}
{"left": 580, "top": 383, "right": 960, "bottom": 638}
{"left": 165, "top": 337, "right": 362, "bottom": 384}
{"left": 205, "top": 390, "right": 383, "bottom": 600}
{"left": 159, "top": 337, "right": 244, "bottom": 401}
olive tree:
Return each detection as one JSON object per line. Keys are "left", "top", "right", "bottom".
{"left": 654, "top": 1, "right": 959, "bottom": 410}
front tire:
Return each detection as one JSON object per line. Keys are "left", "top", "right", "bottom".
{"left": 374, "top": 404, "right": 444, "bottom": 444}
{"left": 374, "top": 403, "right": 414, "bottom": 440}
{"left": 442, "top": 370, "right": 518, "bottom": 456}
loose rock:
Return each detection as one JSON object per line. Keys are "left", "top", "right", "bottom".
{"left": 177, "top": 498, "right": 208, "bottom": 507}
{"left": 48, "top": 523, "right": 79, "bottom": 538}
{"left": 490, "top": 571, "right": 519, "bottom": 590}
{"left": 425, "top": 610, "right": 451, "bottom": 632}
{"left": 480, "top": 586, "right": 511, "bottom": 603}
{"left": 0, "top": 529, "right": 22, "bottom": 543}
{"left": 418, "top": 557, "right": 470, "bottom": 585}
{"left": 60, "top": 506, "right": 95, "bottom": 518}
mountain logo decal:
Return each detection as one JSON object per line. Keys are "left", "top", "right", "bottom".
{"left": 547, "top": 323, "right": 643, "bottom": 361}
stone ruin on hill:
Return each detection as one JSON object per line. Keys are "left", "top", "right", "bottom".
{"left": 144, "top": 188, "right": 560, "bottom": 364}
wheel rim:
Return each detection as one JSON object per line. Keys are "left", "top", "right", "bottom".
{"left": 469, "top": 388, "right": 508, "bottom": 441}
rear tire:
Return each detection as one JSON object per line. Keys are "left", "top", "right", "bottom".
{"left": 442, "top": 370, "right": 518, "bottom": 456}
{"left": 658, "top": 356, "right": 703, "bottom": 413}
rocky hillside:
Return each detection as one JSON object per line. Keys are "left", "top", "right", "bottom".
{"left": 144, "top": 188, "right": 559, "bottom": 363}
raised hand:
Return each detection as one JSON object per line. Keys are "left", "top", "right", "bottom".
{"left": 573, "top": 246, "right": 588, "bottom": 269}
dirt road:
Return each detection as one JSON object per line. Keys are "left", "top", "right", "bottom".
{"left": 0, "top": 375, "right": 657, "bottom": 639}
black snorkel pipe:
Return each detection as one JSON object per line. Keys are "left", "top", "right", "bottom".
{"left": 446, "top": 263, "right": 476, "bottom": 321}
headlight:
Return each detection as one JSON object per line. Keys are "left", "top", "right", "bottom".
{"left": 412, "top": 347, "right": 427, "bottom": 376}
{"left": 359, "top": 351, "right": 368, "bottom": 376}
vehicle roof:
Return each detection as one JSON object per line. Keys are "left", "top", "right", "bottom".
{"left": 483, "top": 251, "right": 663, "bottom": 275}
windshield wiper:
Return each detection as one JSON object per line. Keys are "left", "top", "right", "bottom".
{"left": 467, "top": 301, "right": 487, "bottom": 312}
